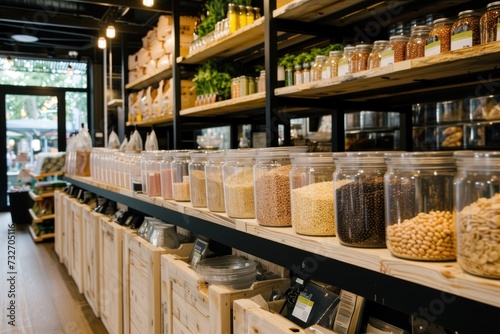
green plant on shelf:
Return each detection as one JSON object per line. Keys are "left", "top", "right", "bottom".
{"left": 192, "top": 59, "right": 233, "bottom": 100}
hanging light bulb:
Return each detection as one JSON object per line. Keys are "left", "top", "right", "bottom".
{"left": 143, "top": 0, "right": 154, "bottom": 7}
{"left": 106, "top": 24, "right": 116, "bottom": 39}
{"left": 98, "top": 37, "right": 107, "bottom": 49}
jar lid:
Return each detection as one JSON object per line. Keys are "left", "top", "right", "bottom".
{"left": 355, "top": 44, "right": 373, "bottom": 50}
{"left": 255, "top": 146, "right": 308, "bottom": 159}
{"left": 432, "top": 18, "right": 453, "bottom": 26}
{"left": 343, "top": 46, "right": 356, "bottom": 52}
{"left": 333, "top": 151, "right": 388, "bottom": 166}
{"left": 315, "top": 55, "right": 328, "bottom": 60}
{"left": 385, "top": 151, "right": 456, "bottom": 169}
{"left": 390, "top": 35, "right": 410, "bottom": 42}
{"left": 189, "top": 151, "right": 209, "bottom": 161}
{"left": 290, "top": 152, "right": 335, "bottom": 166}
{"left": 172, "top": 150, "right": 194, "bottom": 159}
{"left": 458, "top": 10, "right": 481, "bottom": 18}
{"left": 373, "top": 40, "right": 390, "bottom": 46}
{"left": 329, "top": 50, "right": 344, "bottom": 56}
{"left": 224, "top": 149, "right": 256, "bottom": 160}
{"left": 454, "top": 151, "right": 500, "bottom": 169}
{"left": 206, "top": 150, "right": 225, "bottom": 163}
{"left": 487, "top": 2, "right": 500, "bottom": 10}
{"left": 411, "top": 25, "right": 432, "bottom": 33}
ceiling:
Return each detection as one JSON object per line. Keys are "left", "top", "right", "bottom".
{"left": 0, "top": 0, "right": 202, "bottom": 62}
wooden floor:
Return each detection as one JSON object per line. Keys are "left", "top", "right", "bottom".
{"left": 0, "top": 212, "right": 107, "bottom": 334}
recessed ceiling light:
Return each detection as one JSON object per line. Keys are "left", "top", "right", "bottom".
{"left": 11, "top": 34, "right": 39, "bottom": 43}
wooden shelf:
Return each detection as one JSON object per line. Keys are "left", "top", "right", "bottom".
{"left": 126, "top": 114, "right": 174, "bottom": 127}
{"left": 29, "top": 191, "right": 54, "bottom": 201}
{"left": 125, "top": 66, "right": 172, "bottom": 90}
{"left": 28, "top": 225, "right": 54, "bottom": 242}
{"left": 179, "top": 17, "right": 265, "bottom": 65}
{"left": 275, "top": 41, "right": 500, "bottom": 103}
{"left": 30, "top": 171, "right": 64, "bottom": 180}
{"left": 180, "top": 92, "right": 266, "bottom": 117}
{"left": 29, "top": 209, "right": 55, "bottom": 223}
{"left": 107, "top": 99, "right": 123, "bottom": 108}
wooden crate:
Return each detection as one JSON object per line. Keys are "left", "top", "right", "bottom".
{"left": 99, "top": 218, "right": 127, "bottom": 334}
{"left": 123, "top": 233, "right": 193, "bottom": 334}
{"left": 53, "top": 190, "right": 63, "bottom": 262}
{"left": 62, "top": 195, "right": 73, "bottom": 271}
{"left": 161, "top": 254, "right": 290, "bottom": 334}
{"left": 82, "top": 207, "right": 107, "bottom": 317}
{"left": 70, "top": 199, "right": 85, "bottom": 294}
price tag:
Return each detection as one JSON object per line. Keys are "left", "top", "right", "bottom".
{"left": 380, "top": 49, "right": 394, "bottom": 66}
{"left": 338, "top": 59, "right": 349, "bottom": 76}
{"left": 451, "top": 31, "right": 473, "bottom": 50}
{"left": 291, "top": 294, "right": 314, "bottom": 323}
{"left": 425, "top": 40, "right": 441, "bottom": 57}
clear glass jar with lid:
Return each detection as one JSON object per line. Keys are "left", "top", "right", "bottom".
{"left": 254, "top": 146, "right": 308, "bottom": 227}
{"left": 385, "top": 152, "right": 456, "bottom": 261}
{"left": 238, "top": 5, "right": 247, "bottom": 29}
{"left": 454, "top": 151, "right": 500, "bottom": 278}
{"left": 368, "top": 40, "right": 389, "bottom": 69}
{"left": 386, "top": 35, "right": 409, "bottom": 64}
{"left": 223, "top": 149, "right": 256, "bottom": 218}
{"left": 426, "top": 18, "right": 453, "bottom": 56}
{"left": 227, "top": 3, "right": 238, "bottom": 33}
{"left": 290, "top": 153, "right": 336, "bottom": 236}
{"left": 407, "top": 25, "right": 432, "bottom": 59}
{"left": 333, "top": 152, "right": 387, "bottom": 247}
{"left": 189, "top": 151, "right": 208, "bottom": 208}
{"left": 480, "top": 1, "right": 500, "bottom": 43}
{"left": 302, "top": 62, "right": 311, "bottom": 83}
{"left": 294, "top": 64, "right": 303, "bottom": 85}
{"left": 130, "top": 152, "right": 143, "bottom": 193}
{"left": 338, "top": 46, "right": 355, "bottom": 76}
{"left": 311, "top": 55, "right": 328, "bottom": 81}
{"left": 354, "top": 44, "right": 373, "bottom": 72}
{"left": 246, "top": 6, "right": 254, "bottom": 25}
{"left": 205, "top": 151, "right": 226, "bottom": 212}
{"left": 326, "top": 50, "right": 343, "bottom": 78}
{"left": 171, "top": 151, "right": 192, "bottom": 202}
{"left": 160, "top": 151, "right": 174, "bottom": 200}
{"left": 451, "top": 10, "right": 481, "bottom": 50}
{"left": 143, "top": 150, "right": 164, "bottom": 197}
{"left": 258, "top": 70, "right": 266, "bottom": 92}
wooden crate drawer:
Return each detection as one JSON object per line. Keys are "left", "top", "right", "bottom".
{"left": 70, "top": 200, "right": 85, "bottom": 294}
{"left": 54, "top": 190, "right": 63, "bottom": 261}
{"left": 123, "top": 232, "right": 193, "bottom": 334}
{"left": 162, "top": 254, "right": 290, "bottom": 334}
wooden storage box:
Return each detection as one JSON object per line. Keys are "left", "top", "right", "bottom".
{"left": 161, "top": 254, "right": 290, "bottom": 334}
{"left": 70, "top": 199, "right": 85, "bottom": 294}
{"left": 123, "top": 233, "right": 193, "bottom": 334}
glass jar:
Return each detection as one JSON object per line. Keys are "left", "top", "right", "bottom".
{"left": 223, "top": 149, "right": 256, "bottom": 218}
{"left": 140, "top": 151, "right": 151, "bottom": 194}
{"left": 258, "top": 70, "right": 266, "bottom": 92}
{"left": 131, "top": 153, "right": 143, "bottom": 193}
{"left": 246, "top": 6, "right": 254, "bottom": 25}
{"left": 144, "top": 151, "right": 163, "bottom": 197}
{"left": 239, "top": 75, "right": 248, "bottom": 96}
{"left": 248, "top": 76, "right": 256, "bottom": 94}
{"left": 451, "top": 10, "right": 481, "bottom": 50}
{"left": 302, "top": 62, "right": 311, "bottom": 83}
{"left": 326, "top": 50, "right": 343, "bottom": 78}
{"left": 285, "top": 66, "right": 294, "bottom": 86}
{"left": 333, "top": 152, "right": 387, "bottom": 247}
{"left": 354, "top": 44, "right": 373, "bottom": 72}
{"left": 385, "top": 152, "right": 456, "bottom": 261}
{"left": 171, "top": 151, "right": 192, "bottom": 202}
{"left": 480, "top": 1, "right": 500, "bottom": 43}
{"left": 189, "top": 151, "right": 208, "bottom": 208}
{"left": 407, "top": 25, "right": 432, "bottom": 59}
{"left": 311, "top": 55, "right": 328, "bottom": 81}
{"left": 294, "top": 64, "right": 303, "bottom": 85}
{"left": 160, "top": 151, "right": 174, "bottom": 200}
{"left": 231, "top": 77, "right": 240, "bottom": 99}
{"left": 368, "top": 40, "right": 389, "bottom": 70}
{"left": 454, "top": 151, "right": 500, "bottom": 278}
{"left": 228, "top": 3, "right": 238, "bottom": 33}
{"left": 205, "top": 151, "right": 226, "bottom": 212}
{"left": 338, "top": 46, "right": 355, "bottom": 76}
{"left": 254, "top": 7, "right": 261, "bottom": 19}
{"left": 254, "top": 147, "right": 308, "bottom": 227}
{"left": 290, "top": 153, "right": 336, "bottom": 236}
{"left": 426, "top": 18, "right": 453, "bottom": 56}
{"left": 238, "top": 5, "right": 247, "bottom": 29}
{"left": 387, "top": 35, "right": 409, "bottom": 64}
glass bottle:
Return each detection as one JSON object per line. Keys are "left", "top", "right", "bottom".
{"left": 238, "top": 5, "right": 247, "bottom": 29}
{"left": 385, "top": 152, "right": 456, "bottom": 261}
{"left": 258, "top": 70, "right": 266, "bottom": 92}
{"left": 246, "top": 6, "right": 254, "bottom": 25}
{"left": 368, "top": 40, "right": 389, "bottom": 69}
{"left": 302, "top": 62, "right": 311, "bottom": 83}
{"left": 311, "top": 55, "right": 327, "bottom": 81}
{"left": 294, "top": 64, "right": 303, "bottom": 85}
{"left": 454, "top": 151, "right": 500, "bottom": 278}
{"left": 205, "top": 151, "right": 226, "bottom": 213}
{"left": 338, "top": 46, "right": 355, "bottom": 76}
{"left": 228, "top": 3, "right": 238, "bottom": 33}
{"left": 285, "top": 66, "right": 294, "bottom": 86}
{"left": 253, "top": 7, "right": 261, "bottom": 19}
{"left": 407, "top": 25, "right": 432, "bottom": 59}
{"left": 223, "top": 149, "right": 256, "bottom": 218}
{"left": 326, "top": 50, "right": 343, "bottom": 78}
{"left": 189, "top": 151, "right": 208, "bottom": 208}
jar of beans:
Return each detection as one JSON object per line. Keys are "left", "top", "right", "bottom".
{"left": 326, "top": 50, "right": 344, "bottom": 78}
{"left": 388, "top": 35, "right": 409, "bottom": 63}
{"left": 480, "top": 1, "right": 500, "bottom": 44}
{"left": 333, "top": 152, "right": 387, "bottom": 247}
{"left": 254, "top": 146, "right": 307, "bottom": 227}
{"left": 290, "top": 153, "right": 336, "bottom": 236}
{"left": 205, "top": 151, "right": 225, "bottom": 213}
{"left": 222, "top": 149, "right": 256, "bottom": 218}
{"left": 407, "top": 25, "right": 432, "bottom": 59}
{"left": 160, "top": 150, "right": 175, "bottom": 200}
{"left": 354, "top": 44, "right": 373, "bottom": 72}
{"left": 189, "top": 151, "right": 208, "bottom": 208}
{"left": 425, "top": 18, "right": 453, "bottom": 56}
{"left": 454, "top": 151, "right": 500, "bottom": 278}
{"left": 384, "top": 152, "right": 456, "bottom": 261}
{"left": 368, "top": 40, "right": 390, "bottom": 69}
{"left": 171, "top": 151, "right": 192, "bottom": 202}
{"left": 338, "top": 46, "right": 356, "bottom": 76}
{"left": 451, "top": 10, "right": 481, "bottom": 50}
{"left": 311, "top": 55, "right": 328, "bottom": 81}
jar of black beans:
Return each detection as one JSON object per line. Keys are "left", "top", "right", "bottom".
{"left": 333, "top": 152, "right": 388, "bottom": 247}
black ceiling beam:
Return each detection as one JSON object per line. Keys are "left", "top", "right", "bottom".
{"left": 64, "top": 0, "right": 202, "bottom": 14}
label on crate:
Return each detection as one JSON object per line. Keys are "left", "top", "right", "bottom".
{"left": 291, "top": 293, "right": 314, "bottom": 323}
{"left": 451, "top": 31, "right": 473, "bottom": 50}
{"left": 380, "top": 49, "right": 394, "bottom": 66}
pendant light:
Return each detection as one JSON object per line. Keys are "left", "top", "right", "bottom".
{"left": 106, "top": 25, "right": 116, "bottom": 39}
{"left": 98, "top": 37, "right": 107, "bottom": 49}
{"left": 143, "top": 0, "right": 154, "bottom": 7}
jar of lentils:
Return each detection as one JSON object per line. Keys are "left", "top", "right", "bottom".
{"left": 480, "top": 1, "right": 500, "bottom": 44}
{"left": 454, "top": 151, "right": 500, "bottom": 278}
{"left": 407, "top": 25, "right": 432, "bottom": 59}
{"left": 254, "top": 146, "right": 307, "bottom": 227}
{"left": 333, "top": 152, "right": 387, "bottom": 247}
{"left": 384, "top": 152, "right": 456, "bottom": 261}
{"left": 205, "top": 151, "right": 226, "bottom": 213}
{"left": 425, "top": 18, "right": 453, "bottom": 56}
{"left": 451, "top": 10, "right": 481, "bottom": 50}
{"left": 223, "top": 149, "right": 256, "bottom": 218}
{"left": 368, "top": 40, "right": 389, "bottom": 69}
{"left": 290, "top": 153, "right": 336, "bottom": 236}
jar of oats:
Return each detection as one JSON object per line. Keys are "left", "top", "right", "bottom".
{"left": 205, "top": 151, "right": 226, "bottom": 213}
{"left": 223, "top": 149, "right": 256, "bottom": 218}
{"left": 290, "top": 153, "right": 336, "bottom": 236}
{"left": 254, "top": 146, "right": 307, "bottom": 227}
{"left": 384, "top": 152, "right": 456, "bottom": 261}
{"left": 189, "top": 151, "right": 208, "bottom": 208}
{"left": 333, "top": 152, "right": 387, "bottom": 248}
{"left": 171, "top": 151, "right": 193, "bottom": 202}
{"left": 454, "top": 151, "right": 500, "bottom": 278}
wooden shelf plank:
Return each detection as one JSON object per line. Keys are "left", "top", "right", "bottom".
{"left": 179, "top": 17, "right": 265, "bottom": 65}
{"left": 28, "top": 225, "right": 54, "bottom": 242}
{"left": 125, "top": 66, "right": 172, "bottom": 90}
{"left": 30, "top": 171, "right": 64, "bottom": 180}
{"left": 107, "top": 99, "right": 123, "bottom": 108}
{"left": 180, "top": 92, "right": 266, "bottom": 117}
{"left": 29, "top": 209, "right": 55, "bottom": 223}
{"left": 126, "top": 114, "right": 174, "bottom": 127}
{"left": 275, "top": 42, "right": 500, "bottom": 102}
{"left": 29, "top": 191, "right": 54, "bottom": 201}
{"left": 274, "top": 0, "right": 364, "bottom": 21}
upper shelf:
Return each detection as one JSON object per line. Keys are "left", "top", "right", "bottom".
{"left": 180, "top": 92, "right": 266, "bottom": 117}
{"left": 179, "top": 17, "right": 265, "bottom": 65}
{"left": 275, "top": 41, "right": 500, "bottom": 104}
{"left": 125, "top": 66, "right": 173, "bottom": 91}
{"left": 126, "top": 114, "right": 174, "bottom": 127}
{"left": 107, "top": 99, "right": 123, "bottom": 108}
